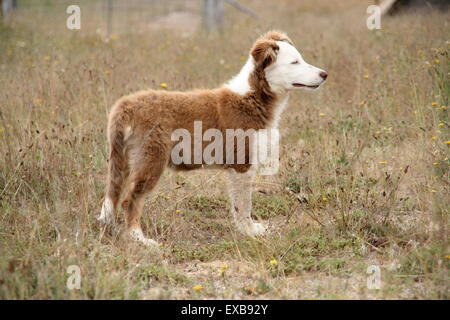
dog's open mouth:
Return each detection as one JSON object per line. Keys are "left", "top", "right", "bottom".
{"left": 292, "top": 83, "right": 320, "bottom": 89}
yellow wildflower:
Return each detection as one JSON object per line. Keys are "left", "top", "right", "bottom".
{"left": 160, "top": 82, "right": 168, "bottom": 89}
{"left": 192, "top": 285, "right": 203, "bottom": 291}
{"left": 218, "top": 264, "right": 229, "bottom": 275}
{"left": 270, "top": 259, "right": 278, "bottom": 266}
{"left": 431, "top": 102, "right": 438, "bottom": 106}
{"left": 319, "top": 113, "right": 326, "bottom": 117}
{"left": 363, "top": 75, "right": 369, "bottom": 79}
{"left": 378, "top": 161, "right": 388, "bottom": 165}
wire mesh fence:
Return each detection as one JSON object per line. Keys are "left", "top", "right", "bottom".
{"left": 3, "top": 0, "right": 203, "bottom": 36}
{"left": 2, "top": 0, "right": 259, "bottom": 35}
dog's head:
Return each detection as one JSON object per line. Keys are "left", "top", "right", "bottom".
{"left": 250, "top": 31, "right": 327, "bottom": 93}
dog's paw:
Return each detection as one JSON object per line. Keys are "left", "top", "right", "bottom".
{"left": 237, "top": 219, "right": 267, "bottom": 237}
{"left": 139, "top": 237, "right": 160, "bottom": 248}
{"left": 98, "top": 198, "right": 115, "bottom": 226}
{"left": 129, "top": 228, "right": 160, "bottom": 249}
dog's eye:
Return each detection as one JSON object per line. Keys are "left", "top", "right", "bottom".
{"left": 291, "top": 61, "right": 299, "bottom": 64}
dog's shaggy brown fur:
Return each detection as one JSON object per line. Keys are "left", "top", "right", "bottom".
{"left": 103, "top": 31, "right": 293, "bottom": 239}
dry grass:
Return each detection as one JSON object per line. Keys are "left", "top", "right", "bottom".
{"left": 0, "top": 0, "right": 449, "bottom": 299}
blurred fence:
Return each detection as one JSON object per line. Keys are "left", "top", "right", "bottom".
{"left": 1, "top": 0, "right": 257, "bottom": 35}
{"left": 7, "top": 0, "right": 200, "bottom": 35}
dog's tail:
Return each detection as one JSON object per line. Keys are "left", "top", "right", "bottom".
{"left": 104, "top": 102, "right": 131, "bottom": 207}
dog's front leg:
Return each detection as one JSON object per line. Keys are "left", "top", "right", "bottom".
{"left": 227, "top": 167, "right": 266, "bottom": 236}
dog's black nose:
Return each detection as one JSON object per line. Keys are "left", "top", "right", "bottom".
{"left": 320, "top": 71, "right": 328, "bottom": 80}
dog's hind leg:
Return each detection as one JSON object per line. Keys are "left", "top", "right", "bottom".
{"left": 227, "top": 167, "right": 266, "bottom": 236}
{"left": 99, "top": 129, "right": 130, "bottom": 227}
{"left": 121, "top": 142, "right": 168, "bottom": 247}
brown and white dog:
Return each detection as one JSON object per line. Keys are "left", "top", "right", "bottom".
{"left": 99, "top": 31, "right": 327, "bottom": 247}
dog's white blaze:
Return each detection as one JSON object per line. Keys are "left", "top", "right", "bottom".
{"left": 266, "top": 41, "right": 326, "bottom": 91}
{"left": 224, "top": 55, "right": 254, "bottom": 95}
{"left": 275, "top": 41, "right": 304, "bottom": 64}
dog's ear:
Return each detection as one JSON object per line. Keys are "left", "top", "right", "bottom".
{"left": 250, "top": 40, "right": 279, "bottom": 69}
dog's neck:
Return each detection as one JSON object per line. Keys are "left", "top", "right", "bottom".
{"left": 224, "top": 56, "right": 289, "bottom": 128}
{"left": 225, "top": 56, "right": 254, "bottom": 95}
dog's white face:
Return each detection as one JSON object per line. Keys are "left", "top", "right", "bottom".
{"left": 265, "top": 41, "right": 327, "bottom": 92}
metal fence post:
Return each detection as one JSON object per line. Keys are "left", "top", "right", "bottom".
{"left": 203, "top": 0, "right": 224, "bottom": 32}
{"left": 106, "top": 0, "right": 113, "bottom": 36}
{"left": 2, "top": 0, "right": 16, "bottom": 17}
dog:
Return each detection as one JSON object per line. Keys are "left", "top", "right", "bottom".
{"left": 98, "top": 31, "right": 327, "bottom": 247}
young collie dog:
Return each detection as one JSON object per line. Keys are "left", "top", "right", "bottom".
{"left": 99, "top": 31, "right": 327, "bottom": 247}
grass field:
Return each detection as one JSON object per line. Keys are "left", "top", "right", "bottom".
{"left": 0, "top": 0, "right": 449, "bottom": 299}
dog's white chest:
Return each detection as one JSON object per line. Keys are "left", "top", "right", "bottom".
{"left": 252, "top": 96, "right": 288, "bottom": 175}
